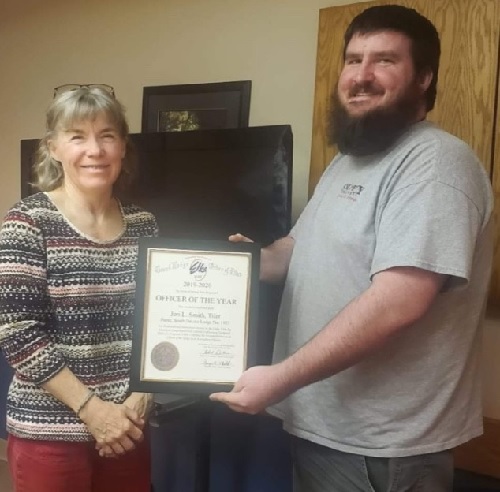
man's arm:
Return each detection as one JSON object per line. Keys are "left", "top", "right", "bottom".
{"left": 229, "top": 234, "right": 294, "bottom": 284}
{"left": 210, "top": 266, "right": 445, "bottom": 414}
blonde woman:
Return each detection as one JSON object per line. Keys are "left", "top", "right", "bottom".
{"left": 0, "top": 85, "right": 157, "bottom": 492}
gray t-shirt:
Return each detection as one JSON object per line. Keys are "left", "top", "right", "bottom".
{"left": 270, "top": 121, "right": 493, "bottom": 457}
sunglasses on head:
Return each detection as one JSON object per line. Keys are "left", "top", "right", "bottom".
{"left": 53, "top": 84, "right": 115, "bottom": 98}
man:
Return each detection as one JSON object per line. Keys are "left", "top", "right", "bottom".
{"left": 211, "top": 5, "right": 493, "bottom": 492}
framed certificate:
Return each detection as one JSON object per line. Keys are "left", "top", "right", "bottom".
{"left": 130, "top": 238, "right": 260, "bottom": 394}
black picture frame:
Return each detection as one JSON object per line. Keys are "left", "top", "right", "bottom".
{"left": 130, "top": 237, "right": 260, "bottom": 394}
{"left": 141, "top": 80, "right": 252, "bottom": 133}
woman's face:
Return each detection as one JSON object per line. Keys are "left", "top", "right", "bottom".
{"left": 49, "top": 113, "right": 126, "bottom": 195}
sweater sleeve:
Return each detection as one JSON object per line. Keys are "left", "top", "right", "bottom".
{"left": 0, "top": 208, "right": 66, "bottom": 384}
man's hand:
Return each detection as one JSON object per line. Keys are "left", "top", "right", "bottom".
{"left": 229, "top": 233, "right": 254, "bottom": 243}
{"left": 228, "top": 233, "right": 294, "bottom": 284}
{"left": 209, "top": 364, "right": 292, "bottom": 415}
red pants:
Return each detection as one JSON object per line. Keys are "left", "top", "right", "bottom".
{"left": 7, "top": 434, "right": 151, "bottom": 492}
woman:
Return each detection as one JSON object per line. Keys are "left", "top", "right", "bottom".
{"left": 0, "top": 85, "right": 158, "bottom": 491}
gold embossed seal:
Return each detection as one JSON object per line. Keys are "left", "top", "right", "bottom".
{"left": 151, "top": 341, "right": 180, "bottom": 371}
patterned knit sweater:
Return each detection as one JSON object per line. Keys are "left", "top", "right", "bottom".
{"left": 0, "top": 192, "right": 158, "bottom": 441}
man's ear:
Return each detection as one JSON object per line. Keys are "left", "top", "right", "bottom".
{"left": 418, "top": 68, "right": 433, "bottom": 93}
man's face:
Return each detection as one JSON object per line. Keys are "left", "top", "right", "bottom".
{"left": 338, "top": 31, "right": 421, "bottom": 117}
{"left": 330, "top": 30, "right": 432, "bottom": 156}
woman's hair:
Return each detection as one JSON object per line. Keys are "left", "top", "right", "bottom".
{"left": 33, "top": 86, "right": 137, "bottom": 195}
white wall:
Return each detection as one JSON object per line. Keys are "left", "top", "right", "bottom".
{"left": 1, "top": 0, "right": 499, "bottom": 418}
{"left": 0, "top": 0, "right": 370, "bottom": 220}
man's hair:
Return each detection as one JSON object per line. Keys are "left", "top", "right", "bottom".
{"left": 343, "top": 5, "right": 441, "bottom": 111}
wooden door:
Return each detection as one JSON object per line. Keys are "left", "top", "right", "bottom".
{"left": 492, "top": 46, "right": 500, "bottom": 302}
{"left": 309, "top": 0, "right": 500, "bottom": 478}
{"left": 310, "top": 0, "right": 500, "bottom": 300}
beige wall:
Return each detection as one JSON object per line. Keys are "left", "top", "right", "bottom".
{"left": 1, "top": 0, "right": 499, "bottom": 417}
{"left": 0, "top": 0, "right": 370, "bottom": 220}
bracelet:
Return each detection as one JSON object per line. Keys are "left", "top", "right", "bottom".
{"left": 76, "top": 390, "right": 95, "bottom": 417}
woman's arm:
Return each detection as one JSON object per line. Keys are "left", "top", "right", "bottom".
{"left": 0, "top": 209, "right": 66, "bottom": 382}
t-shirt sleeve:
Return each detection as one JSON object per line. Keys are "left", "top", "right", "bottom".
{"left": 371, "top": 180, "right": 483, "bottom": 287}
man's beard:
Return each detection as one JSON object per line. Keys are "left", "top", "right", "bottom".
{"left": 329, "top": 83, "right": 421, "bottom": 156}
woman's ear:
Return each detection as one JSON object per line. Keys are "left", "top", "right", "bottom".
{"left": 48, "top": 139, "right": 60, "bottom": 162}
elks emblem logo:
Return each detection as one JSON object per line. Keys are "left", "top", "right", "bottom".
{"left": 342, "top": 184, "right": 364, "bottom": 195}
{"left": 339, "top": 183, "right": 365, "bottom": 202}
{"left": 189, "top": 258, "right": 208, "bottom": 281}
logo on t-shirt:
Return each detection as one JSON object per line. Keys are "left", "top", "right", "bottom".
{"left": 339, "top": 183, "right": 364, "bottom": 202}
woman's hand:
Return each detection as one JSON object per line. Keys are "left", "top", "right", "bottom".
{"left": 79, "top": 395, "right": 144, "bottom": 458}
{"left": 123, "top": 392, "right": 154, "bottom": 420}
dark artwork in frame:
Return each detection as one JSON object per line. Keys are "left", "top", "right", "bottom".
{"left": 141, "top": 80, "right": 251, "bottom": 133}
{"left": 158, "top": 108, "right": 228, "bottom": 132}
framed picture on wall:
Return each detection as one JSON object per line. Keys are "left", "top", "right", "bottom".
{"left": 141, "top": 80, "right": 252, "bottom": 133}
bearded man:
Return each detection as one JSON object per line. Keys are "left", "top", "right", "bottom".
{"left": 211, "top": 5, "right": 494, "bottom": 491}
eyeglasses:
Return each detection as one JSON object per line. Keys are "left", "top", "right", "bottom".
{"left": 53, "top": 84, "right": 115, "bottom": 98}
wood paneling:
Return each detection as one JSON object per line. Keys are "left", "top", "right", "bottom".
{"left": 489, "top": 47, "right": 500, "bottom": 301}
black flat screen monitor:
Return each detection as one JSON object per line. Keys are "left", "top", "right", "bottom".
{"left": 21, "top": 125, "right": 293, "bottom": 246}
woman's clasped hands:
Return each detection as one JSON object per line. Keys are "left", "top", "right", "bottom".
{"left": 79, "top": 393, "right": 152, "bottom": 458}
